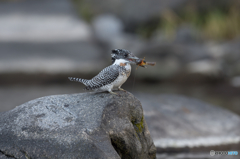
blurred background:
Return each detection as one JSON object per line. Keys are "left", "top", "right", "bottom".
{"left": 0, "top": 0, "right": 240, "bottom": 114}
{"left": 0, "top": 0, "right": 240, "bottom": 158}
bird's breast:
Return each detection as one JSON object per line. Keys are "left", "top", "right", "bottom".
{"left": 121, "top": 64, "right": 131, "bottom": 77}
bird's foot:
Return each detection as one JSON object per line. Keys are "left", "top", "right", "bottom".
{"left": 109, "top": 91, "right": 120, "bottom": 96}
{"left": 118, "top": 88, "right": 126, "bottom": 92}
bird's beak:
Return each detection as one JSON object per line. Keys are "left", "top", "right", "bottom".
{"left": 128, "top": 56, "right": 139, "bottom": 60}
{"left": 126, "top": 54, "right": 141, "bottom": 64}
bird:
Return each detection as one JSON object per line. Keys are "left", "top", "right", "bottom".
{"left": 68, "top": 49, "right": 140, "bottom": 95}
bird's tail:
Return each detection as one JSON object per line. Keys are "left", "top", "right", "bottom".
{"left": 68, "top": 77, "right": 88, "bottom": 85}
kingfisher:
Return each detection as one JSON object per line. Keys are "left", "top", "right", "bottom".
{"left": 68, "top": 49, "right": 140, "bottom": 95}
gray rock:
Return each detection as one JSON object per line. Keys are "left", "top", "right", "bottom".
{"left": 174, "top": 25, "right": 202, "bottom": 43}
{"left": 0, "top": 0, "right": 102, "bottom": 76}
{"left": 135, "top": 41, "right": 222, "bottom": 79}
{"left": 231, "top": 76, "right": 240, "bottom": 87}
{"left": 0, "top": 0, "right": 75, "bottom": 16}
{"left": 136, "top": 94, "right": 240, "bottom": 149}
{"left": 0, "top": 91, "right": 156, "bottom": 159}
{"left": 92, "top": 14, "right": 145, "bottom": 56}
{"left": 92, "top": 14, "right": 124, "bottom": 43}
{"left": 0, "top": 0, "right": 92, "bottom": 42}
{"left": 221, "top": 39, "right": 240, "bottom": 76}
{"left": 0, "top": 41, "right": 106, "bottom": 74}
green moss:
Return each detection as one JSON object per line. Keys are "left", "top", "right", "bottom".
{"left": 132, "top": 116, "right": 144, "bottom": 133}
{"left": 203, "top": 8, "right": 240, "bottom": 40}
{"left": 136, "top": 5, "right": 240, "bottom": 40}
{"left": 72, "top": 0, "right": 94, "bottom": 22}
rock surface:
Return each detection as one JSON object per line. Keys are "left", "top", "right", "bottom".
{"left": 136, "top": 94, "right": 240, "bottom": 150}
{"left": 0, "top": 91, "right": 156, "bottom": 159}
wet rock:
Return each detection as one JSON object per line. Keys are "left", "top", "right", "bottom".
{"left": 0, "top": 91, "right": 156, "bottom": 159}
{"left": 136, "top": 94, "right": 240, "bottom": 150}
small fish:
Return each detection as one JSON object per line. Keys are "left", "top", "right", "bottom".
{"left": 135, "top": 58, "right": 156, "bottom": 68}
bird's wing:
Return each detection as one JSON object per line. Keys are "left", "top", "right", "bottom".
{"left": 84, "top": 65, "right": 121, "bottom": 90}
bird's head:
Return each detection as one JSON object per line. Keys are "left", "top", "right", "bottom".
{"left": 111, "top": 49, "right": 140, "bottom": 65}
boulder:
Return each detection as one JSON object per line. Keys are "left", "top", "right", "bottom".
{"left": 0, "top": 91, "right": 156, "bottom": 159}
{"left": 136, "top": 94, "right": 240, "bottom": 151}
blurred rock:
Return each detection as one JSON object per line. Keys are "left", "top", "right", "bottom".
{"left": 135, "top": 42, "right": 211, "bottom": 79}
{"left": 231, "top": 76, "right": 240, "bottom": 87}
{"left": 79, "top": 0, "right": 187, "bottom": 27}
{"left": 136, "top": 55, "right": 181, "bottom": 80}
{"left": 135, "top": 38, "right": 240, "bottom": 79}
{"left": 174, "top": 25, "right": 202, "bottom": 43}
{"left": 92, "top": 14, "right": 124, "bottom": 43}
{"left": 92, "top": 14, "right": 146, "bottom": 58}
{"left": 0, "top": 0, "right": 75, "bottom": 16}
{"left": 0, "top": 42, "right": 105, "bottom": 74}
{"left": 1, "top": 0, "right": 240, "bottom": 86}
{"left": 136, "top": 94, "right": 240, "bottom": 150}
{"left": 0, "top": 15, "right": 92, "bottom": 42}
{"left": 221, "top": 39, "right": 240, "bottom": 76}
{"left": 0, "top": 0, "right": 107, "bottom": 75}
{"left": 187, "top": 60, "right": 222, "bottom": 75}
{"left": 108, "top": 34, "right": 146, "bottom": 57}
{"left": 0, "top": 91, "right": 156, "bottom": 159}
{"left": 0, "top": 0, "right": 92, "bottom": 42}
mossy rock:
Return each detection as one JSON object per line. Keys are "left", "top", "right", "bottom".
{"left": 0, "top": 91, "right": 156, "bottom": 159}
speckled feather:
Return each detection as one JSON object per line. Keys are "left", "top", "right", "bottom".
{"left": 69, "top": 65, "right": 126, "bottom": 90}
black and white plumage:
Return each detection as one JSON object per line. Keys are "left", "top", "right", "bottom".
{"left": 111, "top": 49, "right": 137, "bottom": 64}
{"left": 69, "top": 59, "right": 135, "bottom": 95}
{"left": 69, "top": 49, "right": 139, "bottom": 95}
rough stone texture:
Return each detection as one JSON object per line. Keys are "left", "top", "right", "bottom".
{"left": 0, "top": 91, "right": 156, "bottom": 159}
{"left": 136, "top": 94, "right": 240, "bottom": 149}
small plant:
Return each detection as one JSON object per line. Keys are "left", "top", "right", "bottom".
{"left": 137, "top": 5, "right": 240, "bottom": 41}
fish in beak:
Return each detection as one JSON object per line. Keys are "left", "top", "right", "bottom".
{"left": 111, "top": 49, "right": 156, "bottom": 67}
